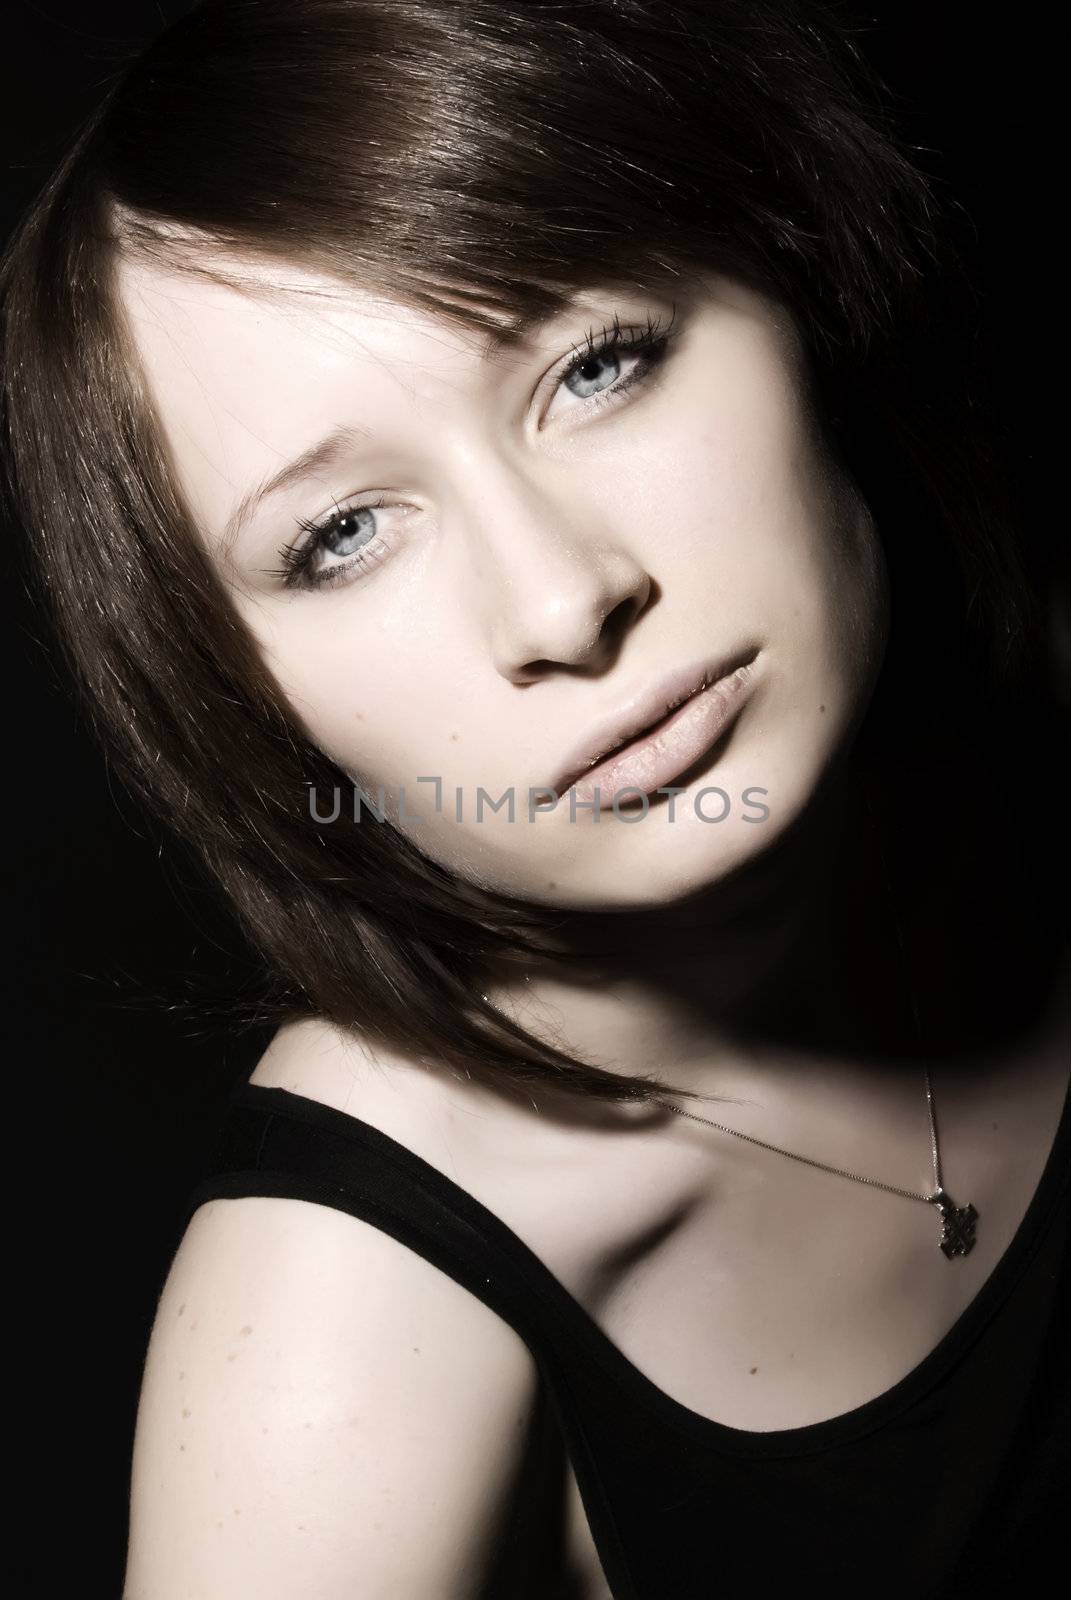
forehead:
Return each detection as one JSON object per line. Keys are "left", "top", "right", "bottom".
{"left": 114, "top": 251, "right": 537, "bottom": 544}
{"left": 117, "top": 253, "right": 518, "bottom": 418}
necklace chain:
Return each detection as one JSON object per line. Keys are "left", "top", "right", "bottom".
{"left": 652, "top": 1062, "right": 942, "bottom": 1204}
{"left": 646, "top": 789, "right": 979, "bottom": 1257}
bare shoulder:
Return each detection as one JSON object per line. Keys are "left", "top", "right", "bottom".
{"left": 242, "top": 1014, "right": 511, "bottom": 1180}
{"left": 245, "top": 1013, "right": 457, "bottom": 1132}
{"left": 123, "top": 1032, "right": 547, "bottom": 1599}
{"left": 245, "top": 1014, "right": 715, "bottom": 1294}
{"left": 246, "top": 1012, "right": 375, "bottom": 1099}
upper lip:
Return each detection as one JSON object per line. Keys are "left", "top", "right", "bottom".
{"left": 546, "top": 644, "right": 759, "bottom": 795}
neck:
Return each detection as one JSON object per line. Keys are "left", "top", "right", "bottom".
{"left": 480, "top": 734, "right": 1067, "bottom": 1102}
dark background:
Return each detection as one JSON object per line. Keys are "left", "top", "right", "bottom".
{"left": 3, "top": 3, "right": 1062, "bottom": 1593}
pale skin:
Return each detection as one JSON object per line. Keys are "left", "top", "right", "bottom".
{"left": 118, "top": 256, "right": 890, "bottom": 1071}
{"left": 119, "top": 252, "right": 1071, "bottom": 1598}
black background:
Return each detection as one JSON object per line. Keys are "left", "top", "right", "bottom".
{"left": 3, "top": 4, "right": 1061, "bottom": 1593}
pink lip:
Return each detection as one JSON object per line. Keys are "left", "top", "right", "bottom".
{"left": 546, "top": 646, "right": 760, "bottom": 803}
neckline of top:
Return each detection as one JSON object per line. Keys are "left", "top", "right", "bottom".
{"left": 228, "top": 1057, "right": 1071, "bottom": 1461}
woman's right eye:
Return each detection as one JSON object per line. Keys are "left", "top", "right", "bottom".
{"left": 270, "top": 495, "right": 406, "bottom": 591}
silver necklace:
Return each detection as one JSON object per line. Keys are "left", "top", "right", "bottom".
{"left": 651, "top": 1069, "right": 978, "bottom": 1259}
{"left": 653, "top": 799, "right": 979, "bottom": 1261}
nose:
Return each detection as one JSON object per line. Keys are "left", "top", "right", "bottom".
{"left": 455, "top": 457, "right": 653, "bottom": 682}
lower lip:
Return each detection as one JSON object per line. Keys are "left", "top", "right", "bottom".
{"left": 562, "top": 660, "right": 759, "bottom": 810}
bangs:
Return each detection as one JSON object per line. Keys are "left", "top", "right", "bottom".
{"left": 95, "top": 0, "right": 925, "bottom": 361}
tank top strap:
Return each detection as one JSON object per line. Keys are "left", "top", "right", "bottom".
{"left": 179, "top": 1075, "right": 642, "bottom": 1596}
{"left": 179, "top": 1078, "right": 573, "bottom": 1359}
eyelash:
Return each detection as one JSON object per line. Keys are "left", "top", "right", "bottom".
{"left": 269, "top": 307, "right": 680, "bottom": 592}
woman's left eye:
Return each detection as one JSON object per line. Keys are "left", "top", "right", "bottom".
{"left": 543, "top": 308, "right": 679, "bottom": 425}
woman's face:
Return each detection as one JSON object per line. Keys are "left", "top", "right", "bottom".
{"left": 119, "top": 255, "right": 888, "bottom": 908}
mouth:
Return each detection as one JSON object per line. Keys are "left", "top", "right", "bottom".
{"left": 547, "top": 645, "right": 761, "bottom": 804}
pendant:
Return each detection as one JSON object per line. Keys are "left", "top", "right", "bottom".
{"left": 930, "top": 1187, "right": 979, "bottom": 1258}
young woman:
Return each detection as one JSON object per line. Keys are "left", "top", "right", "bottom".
{"left": 3, "top": 2, "right": 1068, "bottom": 1596}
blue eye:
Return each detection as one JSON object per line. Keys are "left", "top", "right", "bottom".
{"left": 555, "top": 309, "right": 678, "bottom": 410}
{"left": 317, "top": 504, "right": 378, "bottom": 558}
{"left": 563, "top": 347, "right": 623, "bottom": 399}
{"left": 270, "top": 495, "right": 394, "bottom": 591}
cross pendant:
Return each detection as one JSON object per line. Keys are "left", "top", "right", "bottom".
{"left": 930, "top": 1187, "right": 979, "bottom": 1258}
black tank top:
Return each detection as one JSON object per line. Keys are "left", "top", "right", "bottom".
{"left": 178, "top": 1063, "right": 1070, "bottom": 1600}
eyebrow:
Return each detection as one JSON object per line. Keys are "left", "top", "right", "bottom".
{"left": 217, "top": 312, "right": 555, "bottom": 558}
{"left": 219, "top": 424, "right": 372, "bottom": 557}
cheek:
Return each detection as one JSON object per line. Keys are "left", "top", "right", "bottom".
{"left": 250, "top": 608, "right": 489, "bottom": 799}
{"left": 652, "top": 398, "right": 879, "bottom": 639}
{"left": 239, "top": 608, "right": 412, "bottom": 778}
{"left": 661, "top": 391, "right": 888, "bottom": 746}
{"left": 796, "top": 463, "right": 889, "bottom": 684}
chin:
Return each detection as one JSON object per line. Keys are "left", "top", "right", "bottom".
{"left": 502, "top": 736, "right": 835, "bottom": 912}
{"left": 404, "top": 680, "right": 857, "bottom": 909}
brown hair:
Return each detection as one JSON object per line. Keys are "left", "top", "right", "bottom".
{"left": 0, "top": 0, "right": 1051, "bottom": 1103}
